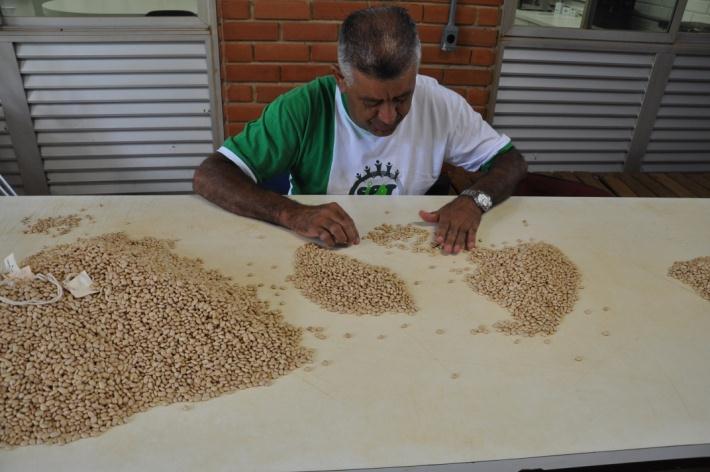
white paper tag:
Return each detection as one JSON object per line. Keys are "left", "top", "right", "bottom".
{"left": 63, "top": 271, "right": 99, "bottom": 298}
{"left": 7, "top": 266, "right": 35, "bottom": 280}
{"left": 2, "top": 253, "right": 35, "bottom": 280}
{"left": 2, "top": 253, "right": 20, "bottom": 274}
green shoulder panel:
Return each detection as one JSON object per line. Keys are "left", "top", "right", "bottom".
{"left": 220, "top": 76, "right": 336, "bottom": 194}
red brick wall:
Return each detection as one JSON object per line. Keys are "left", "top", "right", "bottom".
{"left": 218, "top": 0, "right": 503, "bottom": 138}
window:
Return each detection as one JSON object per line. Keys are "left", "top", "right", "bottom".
{"left": 680, "top": 0, "right": 710, "bottom": 32}
{"left": 514, "top": 0, "right": 679, "bottom": 33}
{"left": 0, "top": 0, "right": 200, "bottom": 18}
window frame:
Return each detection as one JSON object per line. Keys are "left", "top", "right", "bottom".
{"left": 0, "top": 0, "right": 212, "bottom": 28}
{"left": 501, "top": 0, "right": 710, "bottom": 44}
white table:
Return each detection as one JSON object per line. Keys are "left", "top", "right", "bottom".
{"left": 1, "top": 195, "right": 709, "bottom": 471}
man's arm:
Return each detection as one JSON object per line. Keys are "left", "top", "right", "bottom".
{"left": 419, "top": 147, "right": 528, "bottom": 254}
{"left": 193, "top": 153, "right": 359, "bottom": 247}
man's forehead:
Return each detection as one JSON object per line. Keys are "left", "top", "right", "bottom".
{"left": 351, "top": 67, "right": 417, "bottom": 98}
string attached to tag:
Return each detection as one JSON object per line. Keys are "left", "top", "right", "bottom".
{"left": 0, "top": 273, "right": 64, "bottom": 306}
{"left": 1, "top": 253, "right": 98, "bottom": 306}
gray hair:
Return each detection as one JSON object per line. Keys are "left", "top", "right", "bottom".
{"left": 338, "top": 7, "right": 421, "bottom": 86}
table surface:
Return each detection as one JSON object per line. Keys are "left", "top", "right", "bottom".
{"left": 1, "top": 195, "right": 709, "bottom": 472}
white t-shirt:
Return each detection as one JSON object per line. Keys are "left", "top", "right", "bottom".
{"left": 218, "top": 74, "right": 511, "bottom": 195}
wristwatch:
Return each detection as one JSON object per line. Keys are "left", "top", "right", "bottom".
{"left": 460, "top": 188, "right": 493, "bottom": 213}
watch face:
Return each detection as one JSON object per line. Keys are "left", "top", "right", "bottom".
{"left": 476, "top": 193, "right": 492, "bottom": 211}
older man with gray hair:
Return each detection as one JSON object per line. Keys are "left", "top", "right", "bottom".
{"left": 194, "top": 6, "right": 527, "bottom": 254}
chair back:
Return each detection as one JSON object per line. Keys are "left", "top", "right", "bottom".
{"left": 0, "top": 174, "right": 17, "bottom": 196}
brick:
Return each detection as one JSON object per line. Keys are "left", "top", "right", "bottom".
{"left": 223, "top": 22, "right": 279, "bottom": 41}
{"left": 283, "top": 22, "right": 338, "bottom": 41}
{"left": 471, "top": 48, "right": 496, "bottom": 66}
{"left": 254, "top": 0, "right": 310, "bottom": 20}
{"left": 226, "top": 122, "right": 246, "bottom": 136}
{"left": 312, "top": 1, "right": 369, "bottom": 20}
{"left": 442, "top": 68, "right": 492, "bottom": 86}
{"left": 418, "top": 25, "right": 444, "bottom": 44}
{"left": 477, "top": 7, "right": 500, "bottom": 26}
{"left": 226, "top": 64, "right": 280, "bottom": 82}
{"left": 255, "top": 43, "right": 309, "bottom": 62}
{"left": 421, "top": 45, "right": 471, "bottom": 65}
{"left": 470, "top": 0, "right": 502, "bottom": 5}
{"left": 419, "top": 67, "right": 444, "bottom": 81}
{"left": 227, "top": 85, "right": 253, "bottom": 102}
{"left": 222, "top": 0, "right": 249, "bottom": 19}
{"left": 226, "top": 103, "right": 266, "bottom": 122}
{"left": 467, "top": 88, "right": 489, "bottom": 106}
{"left": 223, "top": 43, "right": 252, "bottom": 62}
{"left": 422, "top": 5, "right": 477, "bottom": 25}
{"left": 393, "top": 3, "right": 424, "bottom": 22}
{"left": 417, "top": 0, "right": 501, "bottom": 4}
{"left": 256, "top": 85, "right": 295, "bottom": 102}
{"left": 458, "top": 28, "right": 498, "bottom": 47}
{"left": 447, "top": 86, "right": 468, "bottom": 99}
{"left": 310, "top": 43, "right": 338, "bottom": 62}
{"left": 281, "top": 64, "right": 332, "bottom": 82}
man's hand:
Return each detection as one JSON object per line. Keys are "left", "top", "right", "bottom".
{"left": 419, "top": 196, "right": 482, "bottom": 254}
{"left": 279, "top": 202, "right": 360, "bottom": 248}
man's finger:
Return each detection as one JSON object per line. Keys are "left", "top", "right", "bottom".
{"left": 453, "top": 227, "right": 468, "bottom": 254}
{"left": 435, "top": 213, "right": 451, "bottom": 244}
{"left": 466, "top": 225, "right": 478, "bottom": 250}
{"left": 318, "top": 229, "right": 336, "bottom": 248}
{"left": 419, "top": 210, "right": 439, "bottom": 223}
{"left": 326, "top": 221, "right": 349, "bottom": 246}
{"left": 444, "top": 223, "right": 461, "bottom": 253}
{"left": 331, "top": 206, "right": 360, "bottom": 244}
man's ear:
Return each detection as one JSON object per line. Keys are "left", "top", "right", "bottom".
{"left": 331, "top": 64, "right": 348, "bottom": 93}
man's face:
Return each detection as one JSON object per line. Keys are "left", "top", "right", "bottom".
{"left": 334, "top": 65, "right": 417, "bottom": 137}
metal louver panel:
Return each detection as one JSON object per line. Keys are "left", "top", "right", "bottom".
{"left": 0, "top": 103, "right": 24, "bottom": 195}
{"left": 493, "top": 48, "right": 653, "bottom": 172}
{"left": 17, "top": 41, "right": 214, "bottom": 195}
{"left": 643, "top": 54, "right": 710, "bottom": 172}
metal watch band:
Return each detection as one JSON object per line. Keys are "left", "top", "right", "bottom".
{"left": 460, "top": 188, "right": 493, "bottom": 213}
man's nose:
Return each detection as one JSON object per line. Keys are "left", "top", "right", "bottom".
{"left": 377, "top": 102, "right": 397, "bottom": 125}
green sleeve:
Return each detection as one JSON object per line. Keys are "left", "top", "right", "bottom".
{"left": 218, "top": 76, "right": 337, "bottom": 194}
{"left": 220, "top": 91, "right": 308, "bottom": 183}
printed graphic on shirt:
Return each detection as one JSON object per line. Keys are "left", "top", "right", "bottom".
{"left": 348, "top": 160, "right": 402, "bottom": 195}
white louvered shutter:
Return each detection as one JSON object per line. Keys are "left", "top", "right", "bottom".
{"left": 16, "top": 41, "right": 215, "bottom": 195}
{"left": 643, "top": 54, "right": 710, "bottom": 172}
{"left": 0, "top": 102, "right": 24, "bottom": 195}
{"left": 493, "top": 47, "right": 653, "bottom": 172}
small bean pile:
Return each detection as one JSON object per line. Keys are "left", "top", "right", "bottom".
{"left": 466, "top": 242, "right": 581, "bottom": 336}
{"left": 668, "top": 256, "right": 710, "bottom": 301}
{"left": 22, "top": 214, "right": 86, "bottom": 237}
{"left": 291, "top": 243, "right": 417, "bottom": 315}
{"left": 365, "top": 224, "right": 438, "bottom": 255}
{"left": 0, "top": 233, "right": 312, "bottom": 447}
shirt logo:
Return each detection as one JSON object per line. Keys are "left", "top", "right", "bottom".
{"left": 349, "top": 160, "right": 402, "bottom": 195}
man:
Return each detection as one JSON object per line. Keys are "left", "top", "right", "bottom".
{"left": 194, "top": 6, "right": 527, "bottom": 254}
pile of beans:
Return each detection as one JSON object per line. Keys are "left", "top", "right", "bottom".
{"left": 22, "top": 215, "right": 87, "bottom": 237}
{"left": 466, "top": 242, "right": 581, "bottom": 336}
{"left": 290, "top": 243, "right": 417, "bottom": 315}
{"left": 0, "top": 233, "right": 312, "bottom": 447}
{"left": 365, "top": 224, "right": 438, "bottom": 255}
{"left": 668, "top": 256, "right": 710, "bottom": 301}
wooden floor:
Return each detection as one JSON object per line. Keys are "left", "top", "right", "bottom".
{"left": 539, "top": 172, "right": 710, "bottom": 198}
